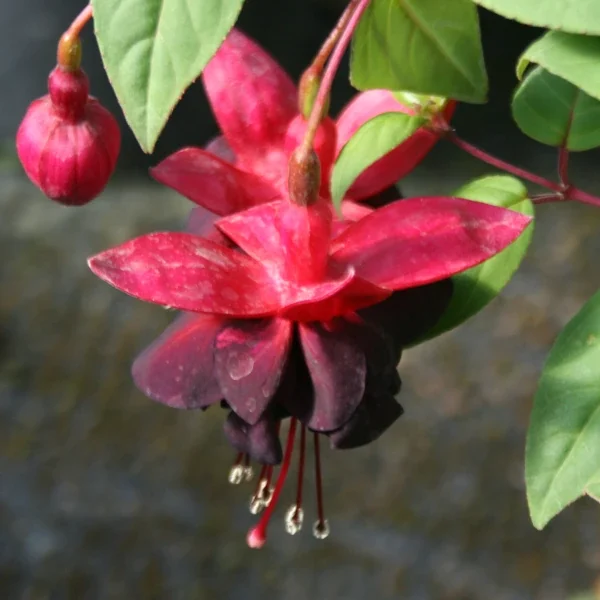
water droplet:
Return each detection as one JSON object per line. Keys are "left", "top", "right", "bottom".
{"left": 285, "top": 505, "right": 304, "bottom": 535}
{"left": 228, "top": 465, "right": 244, "bottom": 485}
{"left": 227, "top": 354, "right": 254, "bottom": 381}
{"left": 312, "top": 519, "right": 330, "bottom": 540}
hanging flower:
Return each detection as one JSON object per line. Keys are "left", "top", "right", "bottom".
{"left": 149, "top": 29, "right": 455, "bottom": 235}
{"left": 89, "top": 189, "right": 531, "bottom": 547}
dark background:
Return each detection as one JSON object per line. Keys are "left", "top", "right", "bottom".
{"left": 2, "top": 1, "right": 600, "bottom": 599}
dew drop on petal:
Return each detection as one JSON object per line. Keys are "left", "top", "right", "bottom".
{"left": 312, "top": 519, "right": 330, "bottom": 540}
{"left": 285, "top": 505, "right": 304, "bottom": 535}
{"left": 227, "top": 353, "right": 255, "bottom": 381}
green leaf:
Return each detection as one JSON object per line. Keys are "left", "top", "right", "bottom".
{"left": 92, "top": 0, "right": 244, "bottom": 153}
{"left": 526, "top": 290, "right": 600, "bottom": 530}
{"left": 415, "top": 175, "right": 534, "bottom": 343}
{"left": 512, "top": 67, "right": 600, "bottom": 151}
{"left": 517, "top": 32, "right": 600, "bottom": 103}
{"left": 350, "top": 0, "right": 488, "bottom": 103}
{"left": 330, "top": 112, "right": 426, "bottom": 210}
{"left": 472, "top": 0, "right": 600, "bottom": 35}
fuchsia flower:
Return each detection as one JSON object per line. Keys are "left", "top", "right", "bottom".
{"left": 16, "top": 65, "right": 120, "bottom": 206}
{"left": 89, "top": 185, "right": 531, "bottom": 546}
{"left": 150, "top": 29, "right": 456, "bottom": 233}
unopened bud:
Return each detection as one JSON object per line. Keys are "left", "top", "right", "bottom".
{"left": 16, "top": 65, "right": 121, "bottom": 206}
{"left": 288, "top": 147, "right": 321, "bottom": 207}
{"left": 298, "top": 68, "right": 330, "bottom": 121}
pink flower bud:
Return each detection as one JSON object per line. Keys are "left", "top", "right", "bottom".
{"left": 16, "top": 66, "right": 120, "bottom": 206}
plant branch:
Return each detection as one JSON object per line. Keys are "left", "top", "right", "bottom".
{"left": 446, "top": 132, "right": 562, "bottom": 191}
{"left": 445, "top": 131, "right": 600, "bottom": 208}
{"left": 300, "top": 0, "right": 370, "bottom": 156}
{"left": 68, "top": 4, "right": 93, "bottom": 39}
{"left": 558, "top": 147, "right": 570, "bottom": 186}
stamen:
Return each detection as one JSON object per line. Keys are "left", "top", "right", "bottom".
{"left": 242, "top": 453, "right": 254, "bottom": 482}
{"left": 249, "top": 465, "right": 269, "bottom": 514}
{"left": 247, "top": 418, "right": 298, "bottom": 549}
{"left": 228, "top": 452, "right": 245, "bottom": 485}
{"left": 285, "top": 424, "right": 306, "bottom": 535}
{"left": 312, "top": 432, "right": 330, "bottom": 540}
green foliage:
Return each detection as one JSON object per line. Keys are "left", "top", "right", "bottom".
{"left": 330, "top": 112, "right": 426, "bottom": 209}
{"left": 512, "top": 67, "right": 600, "bottom": 151}
{"left": 526, "top": 290, "right": 600, "bottom": 529}
{"left": 91, "top": 0, "right": 244, "bottom": 153}
{"left": 518, "top": 32, "right": 600, "bottom": 103}
{"left": 350, "top": 0, "right": 488, "bottom": 103}
{"left": 415, "top": 175, "right": 534, "bottom": 343}
{"left": 472, "top": 0, "right": 600, "bottom": 35}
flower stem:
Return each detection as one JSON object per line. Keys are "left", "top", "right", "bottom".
{"left": 68, "top": 4, "right": 93, "bottom": 39}
{"left": 446, "top": 132, "right": 561, "bottom": 191}
{"left": 57, "top": 4, "right": 93, "bottom": 70}
{"left": 446, "top": 131, "right": 600, "bottom": 208}
{"left": 247, "top": 419, "right": 298, "bottom": 549}
{"left": 558, "top": 147, "right": 570, "bottom": 186}
{"left": 310, "top": 0, "right": 359, "bottom": 75}
{"left": 300, "top": 0, "right": 371, "bottom": 156}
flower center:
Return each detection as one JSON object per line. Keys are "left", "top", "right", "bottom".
{"left": 227, "top": 418, "right": 330, "bottom": 548}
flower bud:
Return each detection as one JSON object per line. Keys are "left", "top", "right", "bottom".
{"left": 16, "top": 65, "right": 120, "bottom": 206}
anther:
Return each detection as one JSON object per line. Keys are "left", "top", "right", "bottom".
{"left": 312, "top": 519, "right": 330, "bottom": 540}
{"left": 285, "top": 505, "right": 305, "bottom": 535}
{"left": 228, "top": 452, "right": 245, "bottom": 485}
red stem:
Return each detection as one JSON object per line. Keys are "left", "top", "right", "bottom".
{"left": 294, "top": 425, "right": 306, "bottom": 513}
{"left": 248, "top": 419, "right": 298, "bottom": 546}
{"left": 68, "top": 4, "right": 93, "bottom": 38}
{"left": 313, "top": 432, "right": 325, "bottom": 528}
{"left": 310, "top": 0, "right": 359, "bottom": 74}
{"left": 301, "top": 0, "right": 371, "bottom": 155}
{"left": 447, "top": 132, "right": 561, "bottom": 192}
{"left": 447, "top": 132, "right": 600, "bottom": 208}
{"left": 558, "top": 147, "right": 570, "bottom": 186}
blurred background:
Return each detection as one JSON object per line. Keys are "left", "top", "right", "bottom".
{"left": 1, "top": 0, "right": 600, "bottom": 598}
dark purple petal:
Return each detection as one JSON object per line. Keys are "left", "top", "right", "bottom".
{"left": 328, "top": 393, "right": 404, "bottom": 450}
{"left": 358, "top": 280, "right": 453, "bottom": 349}
{"left": 298, "top": 321, "right": 366, "bottom": 432}
{"left": 274, "top": 337, "right": 314, "bottom": 423}
{"left": 215, "top": 318, "right": 293, "bottom": 424}
{"left": 132, "top": 313, "right": 222, "bottom": 409}
{"left": 351, "top": 319, "right": 402, "bottom": 396}
{"left": 223, "top": 411, "right": 283, "bottom": 465}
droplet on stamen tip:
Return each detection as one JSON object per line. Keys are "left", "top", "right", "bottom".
{"left": 262, "top": 486, "right": 275, "bottom": 506}
{"left": 228, "top": 465, "right": 245, "bottom": 485}
{"left": 249, "top": 496, "right": 266, "bottom": 515}
{"left": 243, "top": 466, "right": 254, "bottom": 482}
{"left": 312, "top": 519, "right": 330, "bottom": 540}
{"left": 285, "top": 505, "right": 304, "bottom": 535}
